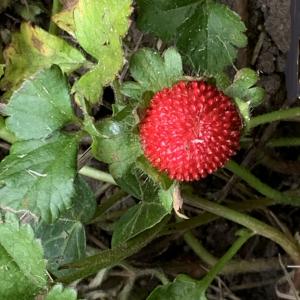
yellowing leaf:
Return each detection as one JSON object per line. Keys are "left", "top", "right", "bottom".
{"left": 0, "top": 23, "right": 86, "bottom": 93}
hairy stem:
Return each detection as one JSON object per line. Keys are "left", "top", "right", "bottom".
{"left": 248, "top": 107, "right": 300, "bottom": 129}
{"left": 184, "top": 231, "right": 288, "bottom": 274}
{"left": 183, "top": 196, "right": 300, "bottom": 263}
{"left": 56, "top": 217, "right": 169, "bottom": 284}
{"left": 225, "top": 160, "right": 300, "bottom": 205}
{"left": 79, "top": 166, "right": 117, "bottom": 185}
{"left": 241, "top": 137, "right": 300, "bottom": 148}
{"left": 200, "top": 229, "right": 253, "bottom": 290}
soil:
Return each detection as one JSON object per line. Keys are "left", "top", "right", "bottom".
{"left": 0, "top": 1, "right": 299, "bottom": 300}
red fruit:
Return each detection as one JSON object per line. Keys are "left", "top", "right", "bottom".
{"left": 139, "top": 81, "right": 242, "bottom": 181}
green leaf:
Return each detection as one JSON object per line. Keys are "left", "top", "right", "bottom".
{"left": 136, "top": 156, "right": 172, "bottom": 190}
{"left": 5, "top": 66, "right": 77, "bottom": 140}
{"left": 121, "top": 47, "right": 183, "bottom": 100}
{"left": 0, "top": 23, "right": 85, "bottom": 93}
{"left": 147, "top": 274, "right": 207, "bottom": 300}
{"left": 112, "top": 186, "right": 173, "bottom": 246}
{"left": 0, "top": 133, "right": 78, "bottom": 222}
{"left": 34, "top": 218, "right": 86, "bottom": 277}
{"left": 137, "top": 0, "right": 247, "bottom": 75}
{"left": 225, "top": 68, "right": 265, "bottom": 122}
{"left": 226, "top": 68, "right": 265, "bottom": 107}
{"left": 64, "top": 176, "right": 96, "bottom": 224}
{"left": 0, "top": 213, "right": 47, "bottom": 300}
{"left": 45, "top": 284, "right": 77, "bottom": 300}
{"left": 177, "top": 1, "right": 247, "bottom": 74}
{"left": 68, "top": 0, "right": 132, "bottom": 103}
{"left": 137, "top": 0, "right": 199, "bottom": 41}
{"left": 91, "top": 106, "right": 143, "bottom": 197}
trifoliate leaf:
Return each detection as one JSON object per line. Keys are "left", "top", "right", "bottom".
{"left": 0, "top": 133, "right": 78, "bottom": 222}
{"left": 60, "top": 0, "right": 133, "bottom": 103}
{"left": 45, "top": 284, "right": 77, "bottom": 300}
{"left": 34, "top": 218, "right": 86, "bottom": 277}
{"left": 137, "top": 0, "right": 247, "bottom": 75}
{"left": 112, "top": 186, "right": 173, "bottom": 246}
{"left": 121, "top": 47, "right": 183, "bottom": 101}
{"left": 147, "top": 274, "right": 207, "bottom": 300}
{"left": 225, "top": 68, "right": 265, "bottom": 123}
{"left": 0, "top": 23, "right": 85, "bottom": 93}
{"left": 5, "top": 66, "right": 77, "bottom": 140}
{"left": 0, "top": 213, "right": 47, "bottom": 300}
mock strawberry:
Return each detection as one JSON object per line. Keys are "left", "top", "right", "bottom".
{"left": 139, "top": 81, "right": 242, "bottom": 181}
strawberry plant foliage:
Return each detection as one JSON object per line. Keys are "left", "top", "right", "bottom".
{"left": 0, "top": 23, "right": 85, "bottom": 94}
{"left": 0, "top": 133, "right": 78, "bottom": 222}
{"left": 54, "top": 0, "right": 133, "bottom": 103}
{"left": 6, "top": 66, "right": 77, "bottom": 140}
{"left": 121, "top": 47, "right": 183, "bottom": 101}
{"left": 0, "top": 213, "right": 47, "bottom": 299}
{"left": 45, "top": 284, "right": 77, "bottom": 300}
{"left": 137, "top": 0, "right": 247, "bottom": 74}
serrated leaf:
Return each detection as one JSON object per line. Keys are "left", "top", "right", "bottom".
{"left": 147, "top": 274, "right": 207, "bottom": 300}
{"left": 121, "top": 47, "right": 183, "bottom": 101}
{"left": 0, "top": 213, "right": 47, "bottom": 300}
{"left": 112, "top": 186, "right": 173, "bottom": 246}
{"left": 177, "top": 1, "right": 247, "bottom": 74}
{"left": 63, "top": 0, "right": 133, "bottom": 103}
{"left": 72, "top": 43, "right": 123, "bottom": 103}
{"left": 137, "top": 0, "right": 199, "bottom": 41}
{"left": 137, "top": 0, "right": 247, "bottom": 75}
{"left": 0, "top": 23, "right": 85, "bottom": 93}
{"left": 0, "top": 133, "right": 78, "bottom": 222}
{"left": 225, "top": 68, "right": 265, "bottom": 107}
{"left": 45, "top": 284, "right": 77, "bottom": 300}
{"left": 5, "top": 66, "right": 76, "bottom": 140}
{"left": 34, "top": 218, "right": 86, "bottom": 277}
{"left": 225, "top": 68, "right": 265, "bottom": 123}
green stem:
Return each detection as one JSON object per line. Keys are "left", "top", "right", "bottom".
{"left": 184, "top": 230, "right": 286, "bottom": 274}
{"left": 163, "top": 197, "right": 273, "bottom": 235}
{"left": 225, "top": 160, "right": 300, "bottom": 205}
{"left": 56, "top": 217, "right": 169, "bottom": 284}
{"left": 200, "top": 229, "right": 253, "bottom": 290}
{"left": 266, "top": 137, "right": 300, "bottom": 147}
{"left": 248, "top": 107, "right": 300, "bottom": 129}
{"left": 184, "top": 196, "right": 300, "bottom": 263}
{"left": 79, "top": 166, "right": 116, "bottom": 185}
{"left": 49, "top": 0, "right": 62, "bottom": 35}
{"left": 241, "top": 137, "right": 300, "bottom": 148}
